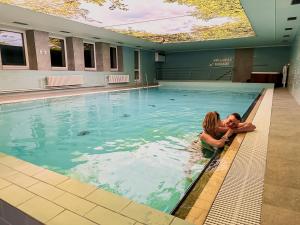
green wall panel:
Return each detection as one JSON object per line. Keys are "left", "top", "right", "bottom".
{"left": 253, "top": 47, "right": 290, "bottom": 72}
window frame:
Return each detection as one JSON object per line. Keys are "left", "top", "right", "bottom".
{"left": 49, "top": 35, "right": 68, "bottom": 71}
{"left": 0, "top": 27, "right": 29, "bottom": 70}
{"left": 134, "top": 49, "right": 141, "bottom": 81}
{"left": 110, "top": 45, "right": 118, "bottom": 71}
{"left": 83, "top": 41, "right": 96, "bottom": 71}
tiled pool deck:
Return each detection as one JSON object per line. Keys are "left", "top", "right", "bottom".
{"left": 261, "top": 88, "right": 300, "bottom": 225}
{"left": 0, "top": 85, "right": 278, "bottom": 225}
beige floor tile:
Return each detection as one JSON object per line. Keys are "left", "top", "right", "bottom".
{"left": 171, "top": 217, "right": 195, "bottom": 225}
{"left": 0, "top": 178, "right": 11, "bottom": 189}
{"left": 0, "top": 164, "right": 17, "bottom": 178}
{"left": 15, "top": 162, "right": 45, "bottom": 176}
{"left": 57, "top": 179, "right": 97, "bottom": 198}
{"left": 121, "top": 202, "right": 174, "bottom": 225}
{"left": 262, "top": 89, "right": 300, "bottom": 224}
{"left": 53, "top": 193, "right": 96, "bottom": 216}
{"left": 18, "top": 196, "right": 64, "bottom": 223}
{"left": 263, "top": 182, "right": 300, "bottom": 212}
{"left": 86, "top": 188, "right": 131, "bottom": 212}
{"left": 0, "top": 184, "right": 34, "bottom": 206}
{"left": 46, "top": 210, "right": 97, "bottom": 225}
{"left": 33, "top": 170, "right": 69, "bottom": 186}
{"left": 261, "top": 204, "right": 300, "bottom": 225}
{"left": 5, "top": 172, "right": 39, "bottom": 188}
{"left": 0, "top": 155, "right": 27, "bottom": 169}
{"left": 27, "top": 182, "right": 65, "bottom": 201}
{"left": 265, "top": 156, "right": 300, "bottom": 189}
{"left": 85, "top": 206, "right": 135, "bottom": 225}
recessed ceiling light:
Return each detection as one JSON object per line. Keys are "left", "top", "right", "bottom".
{"left": 287, "top": 17, "right": 297, "bottom": 20}
{"left": 12, "top": 21, "right": 28, "bottom": 25}
{"left": 283, "top": 35, "right": 290, "bottom": 37}
{"left": 291, "top": 0, "right": 300, "bottom": 5}
{"left": 60, "top": 30, "right": 71, "bottom": 34}
{"left": 285, "top": 28, "right": 293, "bottom": 30}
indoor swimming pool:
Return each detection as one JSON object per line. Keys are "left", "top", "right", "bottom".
{"left": 0, "top": 84, "right": 262, "bottom": 213}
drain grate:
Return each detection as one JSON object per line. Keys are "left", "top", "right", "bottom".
{"left": 204, "top": 89, "right": 273, "bottom": 225}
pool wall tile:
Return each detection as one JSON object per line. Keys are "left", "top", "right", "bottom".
{"left": 85, "top": 206, "right": 136, "bottom": 225}
{"left": 86, "top": 188, "right": 132, "bottom": 212}
{"left": 57, "top": 179, "right": 97, "bottom": 198}
{"left": 33, "top": 170, "right": 69, "bottom": 186}
{"left": 18, "top": 196, "right": 64, "bottom": 223}
{"left": 0, "top": 185, "right": 35, "bottom": 207}
{"left": 53, "top": 192, "right": 96, "bottom": 216}
{"left": 121, "top": 202, "right": 174, "bottom": 225}
{"left": 27, "top": 182, "right": 65, "bottom": 201}
{"left": 46, "top": 210, "right": 97, "bottom": 225}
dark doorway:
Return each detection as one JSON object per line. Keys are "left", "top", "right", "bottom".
{"left": 233, "top": 48, "right": 254, "bottom": 82}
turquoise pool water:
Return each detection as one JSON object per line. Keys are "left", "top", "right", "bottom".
{"left": 0, "top": 85, "right": 261, "bottom": 213}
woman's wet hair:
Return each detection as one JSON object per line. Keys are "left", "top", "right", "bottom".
{"left": 202, "top": 111, "right": 220, "bottom": 137}
{"left": 214, "top": 111, "right": 220, "bottom": 120}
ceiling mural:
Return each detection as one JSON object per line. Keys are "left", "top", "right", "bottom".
{"left": 0, "top": 0, "right": 255, "bottom": 43}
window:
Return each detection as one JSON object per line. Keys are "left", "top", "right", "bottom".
{"left": 84, "top": 43, "right": 95, "bottom": 69}
{"left": 110, "top": 46, "right": 118, "bottom": 70}
{"left": 0, "top": 30, "right": 26, "bottom": 66}
{"left": 49, "top": 37, "right": 66, "bottom": 67}
{"left": 134, "top": 50, "right": 140, "bottom": 80}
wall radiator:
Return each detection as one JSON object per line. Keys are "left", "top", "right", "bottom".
{"left": 107, "top": 75, "right": 129, "bottom": 84}
{"left": 46, "top": 75, "right": 84, "bottom": 87}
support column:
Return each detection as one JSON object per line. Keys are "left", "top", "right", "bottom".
{"left": 95, "top": 42, "right": 110, "bottom": 71}
{"left": 117, "top": 46, "right": 123, "bottom": 72}
{"left": 66, "top": 37, "right": 84, "bottom": 71}
{"left": 25, "top": 30, "right": 51, "bottom": 70}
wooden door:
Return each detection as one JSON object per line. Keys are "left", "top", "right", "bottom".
{"left": 233, "top": 48, "right": 254, "bottom": 82}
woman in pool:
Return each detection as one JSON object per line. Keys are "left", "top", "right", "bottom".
{"left": 200, "top": 111, "right": 233, "bottom": 149}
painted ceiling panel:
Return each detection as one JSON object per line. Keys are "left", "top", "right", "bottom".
{"left": 0, "top": 0, "right": 255, "bottom": 43}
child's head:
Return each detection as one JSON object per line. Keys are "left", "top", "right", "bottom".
{"left": 202, "top": 111, "right": 220, "bottom": 136}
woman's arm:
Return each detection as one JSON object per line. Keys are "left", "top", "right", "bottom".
{"left": 200, "top": 129, "right": 233, "bottom": 148}
{"left": 200, "top": 132, "right": 226, "bottom": 148}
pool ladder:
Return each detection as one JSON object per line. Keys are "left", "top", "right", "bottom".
{"left": 144, "top": 72, "right": 149, "bottom": 88}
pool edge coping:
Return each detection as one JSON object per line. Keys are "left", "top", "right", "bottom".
{"left": 0, "top": 85, "right": 160, "bottom": 105}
